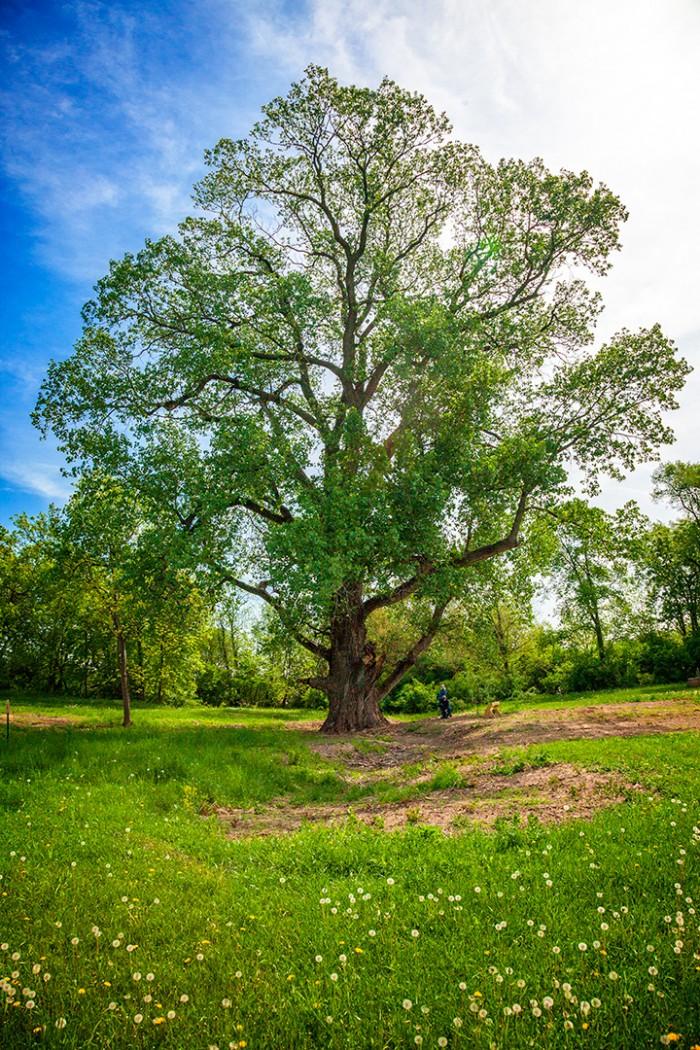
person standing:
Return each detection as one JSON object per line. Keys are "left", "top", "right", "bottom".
{"left": 437, "top": 685, "right": 452, "bottom": 719}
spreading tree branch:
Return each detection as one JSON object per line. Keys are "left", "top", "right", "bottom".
{"left": 364, "top": 488, "right": 529, "bottom": 615}
{"left": 376, "top": 601, "right": 449, "bottom": 701}
{"left": 222, "top": 573, "right": 330, "bottom": 660}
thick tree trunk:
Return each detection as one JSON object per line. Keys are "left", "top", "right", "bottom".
{"left": 113, "top": 613, "right": 132, "bottom": 728}
{"left": 320, "top": 583, "right": 388, "bottom": 734}
{"left": 322, "top": 679, "right": 385, "bottom": 733}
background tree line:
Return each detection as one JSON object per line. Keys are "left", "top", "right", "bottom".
{"left": 1, "top": 461, "right": 698, "bottom": 715}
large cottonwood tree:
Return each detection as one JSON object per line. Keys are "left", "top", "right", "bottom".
{"left": 36, "top": 67, "right": 688, "bottom": 732}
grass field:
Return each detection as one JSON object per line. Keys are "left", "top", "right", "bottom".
{"left": 1, "top": 687, "right": 699, "bottom": 1049}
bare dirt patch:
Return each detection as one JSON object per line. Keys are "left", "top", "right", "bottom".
{"left": 211, "top": 762, "right": 643, "bottom": 838}
{"left": 210, "top": 696, "right": 695, "bottom": 838}
{"left": 305, "top": 697, "right": 700, "bottom": 774}
{"left": 10, "top": 712, "right": 78, "bottom": 729}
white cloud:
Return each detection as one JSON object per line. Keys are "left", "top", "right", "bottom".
{"left": 0, "top": 460, "right": 72, "bottom": 502}
{"left": 251, "top": 0, "right": 700, "bottom": 335}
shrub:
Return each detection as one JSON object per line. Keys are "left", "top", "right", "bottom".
{"left": 385, "top": 680, "right": 435, "bottom": 713}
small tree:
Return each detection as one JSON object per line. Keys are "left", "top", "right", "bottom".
{"left": 549, "top": 500, "right": 639, "bottom": 661}
{"left": 54, "top": 474, "right": 208, "bottom": 722}
{"left": 653, "top": 461, "right": 700, "bottom": 527}
{"left": 36, "top": 67, "right": 688, "bottom": 732}
{"left": 639, "top": 522, "right": 700, "bottom": 637}
{"left": 53, "top": 475, "right": 146, "bottom": 725}
{"left": 645, "top": 462, "right": 700, "bottom": 642}
{"left": 463, "top": 560, "right": 538, "bottom": 697}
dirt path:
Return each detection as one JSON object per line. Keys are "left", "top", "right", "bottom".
{"left": 211, "top": 762, "right": 645, "bottom": 838}
{"left": 9, "top": 712, "right": 80, "bottom": 728}
{"left": 306, "top": 697, "right": 700, "bottom": 773}
{"left": 213, "top": 697, "right": 699, "bottom": 839}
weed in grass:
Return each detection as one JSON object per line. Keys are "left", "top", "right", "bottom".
{"left": 428, "top": 763, "right": 465, "bottom": 791}
{"left": 492, "top": 749, "right": 553, "bottom": 776}
{"left": 352, "top": 739, "right": 389, "bottom": 756}
{"left": 0, "top": 693, "right": 699, "bottom": 1048}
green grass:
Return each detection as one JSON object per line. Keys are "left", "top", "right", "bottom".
{"left": 483, "top": 680, "right": 699, "bottom": 718}
{"left": 2, "top": 691, "right": 324, "bottom": 728}
{"left": 0, "top": 691, "right": 699, "bottom": 1048}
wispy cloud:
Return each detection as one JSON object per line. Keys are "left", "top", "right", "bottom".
{"left": 0, "top": 0, "right": 278, "bottom": 522}
{"left": 0, "top": 460, "right": 72, "bottom": 502}
{"left": 0, "top": 0, "right": 262, "bottom": 280}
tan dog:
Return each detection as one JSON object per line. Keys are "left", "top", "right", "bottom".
{"left": 484, "top": 701, "right": 501, "bottom": 718}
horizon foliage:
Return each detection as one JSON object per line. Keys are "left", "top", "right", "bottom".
{"left": 1, "top": 461, "right": 700, "bottom": 713}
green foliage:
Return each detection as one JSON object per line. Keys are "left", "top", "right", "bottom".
{"left": 0, "top": 480, "right": 210, "bottom": 707}
{"left": 637, "top": 520, "right": 700, "bottom": 638}
{"left": 384, "top": 680, "right": 437, "bottom": 714}
{"left": 427, "top": 762, "right": 465, "bottom": 790}
{"left": 32, "top": 66, "right": 689, "bottom": 716}
{"left": 653, "top": 460, "right": 700, "bottom": 525}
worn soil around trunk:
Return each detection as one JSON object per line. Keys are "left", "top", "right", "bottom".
{"left": 212, "top": 695, "right": 700, "bottom": 839}
{"left": 307, "top": 697, "right": 700, "bottom": 771}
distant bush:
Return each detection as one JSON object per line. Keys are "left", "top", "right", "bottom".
{"left": 196, "top": 666, "right": 237, "bottom": 706}
{"left": 635, "top": 632, "right": 687, "bottom": 683}
{"left": 384, "top": 680, "right": 435, "bottom": 713}
{"left": 682, "top": 631, "right": 700, "bottom": 675}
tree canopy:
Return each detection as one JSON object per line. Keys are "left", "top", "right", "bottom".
{"left": 35, "top": 66, "right": 688, "bottom": 731}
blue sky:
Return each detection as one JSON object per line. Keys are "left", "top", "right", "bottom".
{"left": 1, "top": 0, "right": 699, "bottom": 527}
